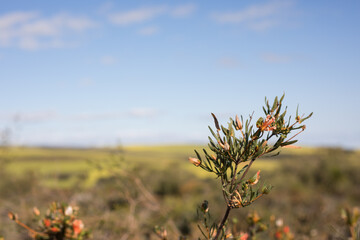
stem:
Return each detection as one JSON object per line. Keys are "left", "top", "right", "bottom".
{"left": 350, "top": 225, "right": 355, "bottom": 240}
{"left": 284, "top": 129, "right": 304, "bottom": 143}
{"left": 14, "top": 219, "right": 47, "bottom": 237}
{"left": 214, "top": 206, "right": 231, "bottom": 240}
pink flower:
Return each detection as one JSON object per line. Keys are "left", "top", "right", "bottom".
{"left": 260, "top": 115, "right": 276, "bottom": 131}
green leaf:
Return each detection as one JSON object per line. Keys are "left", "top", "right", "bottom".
{"left": 300, "top": 112, "right": 313, "bottom": 123}
{"left": 194, "top": 150, "right": 202, "bottom": 161}
{"left": 262, "top": 106, "right": 268, "bottom": 115}
{"left": 221, "top": 125, "right": 229, "bottom": 135}
{"left": 281, "top": 140, "right": 298, "bottom": 146}
{"left": 250, "top": 187, "right": 255, "bottom": 201}
{"left": 262, "top": 184, "right": 273, "bottom": 194}
{"left": 208, "top": 126, "right": 218, "bottom": 140}
{"left": 296, "top": 105, "right": 299, "bottom": 119}
{"left": 271, "top": 96, "right": 278, "bottom": 112}
{"left": 280, "top": 93, "right": 285, "bottom": 103}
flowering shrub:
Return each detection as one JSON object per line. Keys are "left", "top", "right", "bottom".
{"left": 194, "top": 201, "right": 294, "bottom": 240}
{"left": 189, "top": 95, "right": 312, "bottom": 239}
{"left": 341, "top": 206, "right": 360, "bottom": 240}
{"left": 8, "top": 202, "right": 90, "bottom": 240}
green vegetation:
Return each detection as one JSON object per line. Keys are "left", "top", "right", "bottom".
{"left": 3, "top": 146, "right": 313, "bottom": 188}
{"left": 1, "top": 145, "right": 359, "bottom": 239}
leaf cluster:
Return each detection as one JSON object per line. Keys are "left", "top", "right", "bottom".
{"left": 190, "top": 94, "right": 312, "bottom": 209}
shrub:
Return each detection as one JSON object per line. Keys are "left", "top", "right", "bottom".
{"left": 188, "top": 94, "right": 312, "bottom": 239}
{"left": 8, "top": 202, "right": 90, "bottom": 240}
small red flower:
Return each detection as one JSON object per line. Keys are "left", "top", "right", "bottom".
{"left": 51, "top": 227, "right": 60, "bottom": 232}
{"left": 275, "top": 231, "right": 283, "bottom": 239}
{"left": 72, "top": 219, "right": 84, "bottom": 235}
{"left": 44, "top": 219, "right": 51, "bottom": 227}
{"left": 283, "top": 225, "right": 290, "bottom": 234}
{"left": 240, "top": 232, "right": 249, "bottom": 240}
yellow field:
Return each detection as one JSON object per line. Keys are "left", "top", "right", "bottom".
{"left": 2, "top": 145, "right": 358, "bottom": 189}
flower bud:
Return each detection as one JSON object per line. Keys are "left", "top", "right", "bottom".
{"left": 248, "top": 170, "right": 260, "bottom": 185}
{"left": 8, "top": 212, "right": 17, "bottom": 221}
{"left": 223, "top": 142, "right": 230, "bottom": 151}
{"left": 282, "top": 145, "right": 301, "bottom": 149}
{"left": 188, "top": 157, "right": 201, "bottom": 167}
{"left": 235, "top": 115, "right": 242, "bottom": 130}
{"left": 33, "top": 207, "right": 40, "bottom": 216}
{"left": 201, "top": 200, "right": 209, "bottom": 213}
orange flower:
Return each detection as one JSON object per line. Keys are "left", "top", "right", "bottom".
{"left": 44, "top": 219, "right": 51, "bottom": 227}
{"left": 72, "top": 219, "right": 84, "bottom": 235}
{"left": 240, "top": 232, "right": 249, "bottom": 240}
{"left": 51, "top": 227, "right": 60, "bottom": 233}
{"left": 283, "top": 225, "right": 290, "bottom": 234}
{"left": 260, "top": 115, "right": 276, "bottom": 131}
{"left": 275, "top": 231, "right": 283, "bottom": 239}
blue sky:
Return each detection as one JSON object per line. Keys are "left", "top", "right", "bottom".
{"left": 0, "top": 0, "right": 359, "bottom": 148}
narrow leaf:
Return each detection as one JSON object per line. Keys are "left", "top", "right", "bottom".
{"left": 211, "top": 113, "right": 220, "bottom": 130}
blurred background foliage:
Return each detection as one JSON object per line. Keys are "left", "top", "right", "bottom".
{"left": 0, "top": 145, "right": 359, "bottom": 239}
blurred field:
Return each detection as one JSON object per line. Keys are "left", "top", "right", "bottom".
{"left": 0, "top": 145, "right": 359, "bottom": 239}
{"left": 3, "top": 145, "right": 302, "bottom": 186}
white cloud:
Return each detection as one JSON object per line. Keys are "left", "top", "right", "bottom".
{"left": 79, "top": 78, "right": 95, "bottom": 87}
{"left": 72, "top": 112, "right": 122, "bottom": 121}
{"left": 0, "top": 11, "right": 38, "bottom": 29}
{"left": 212, "top": 0, "right": 294, "bottom": 31}
{"left": 171, "top": 4, "right": 197, "bottom": 17}
{"left": 108, "top": 4, "right": 196, "bottom": 26}
{"left": 71, "top": 108, "right": 160, "bottom": 121}
{"left": 0, "top": 11, "right": 97, "bottom": 50}
{"left": 261, "top": 53, "right": 291, "bottom": 63}
{"left": 0, "top": 111, "right": 57, "bottom": 123}
{"left": 137, "top": 26, "right": 159, "bottom": 35}
{"left": 128, "top": 108, "right": 159, "bottom": 118}
{"left": 108, "top": 6, "right": 167, "bottom": 25}
{"left": 218, "top": 57, "right": 241, "bottom": 68}
{"left": 98, "top": 2, "right": 115, "bottom": 15}
{"left": 100, "top": 55, "right": 117, "bottom": 65}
